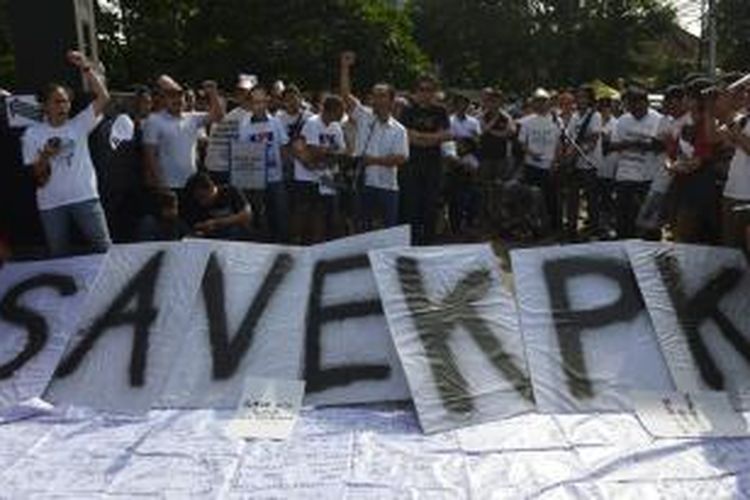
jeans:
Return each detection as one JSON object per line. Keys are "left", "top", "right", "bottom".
{"left": 39, "top": 199, "right": 112, "bottom": 257}
{"left": 359, "top": 186, "right": 399, "bottom": 232}
{"left": 523, "top": 165, "right": 560, "bottom": 233}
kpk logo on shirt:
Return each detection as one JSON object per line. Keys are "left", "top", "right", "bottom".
{"left": 249, "top": 131, "right": 275, "bottom": 143}
{"left": 318, "top": 133, "right": 337, "bottom": 148}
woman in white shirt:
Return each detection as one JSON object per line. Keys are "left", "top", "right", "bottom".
{"left": 22, "top": 51, "right": 111, "bottom": 257}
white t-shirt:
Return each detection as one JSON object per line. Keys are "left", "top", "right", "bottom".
{"left": 205, "top": 107, "right": 243, "bottom": 173}
{"left": 598, "top": 115, "right": 618, "bottom": 179}
{"left": 450, "top": 114, "right": 481, "bottom": 169}
{"left": 518, "top": 113, "right": 561, "bottom": 170}
{"left": 276, "top": 109, "right": 314, "bottom": 139}
{"left": 143, "top": 111, "right": 209, "bottom": 188}
{"left": 280, "top": 110, "right": 316, "bottom": 182}
{"left": 566, "top": 109, "right": 602, "bottom": 170}
{"left": 611, "top": 109, "right": 663, "bottom": 182}
{"left": 724, "top": 118, "right": 750, "bottom": 200}
{"left": 22, "top": 104, "right": 100, "bottom": 211}
{"left": 300, "top": 114, "right": 346, "bottom": 194}
{"left": 236, "top": 112, "right": 289, "bottom": 186}
{"left": 351, "top": 103, "right": 409, "bottom": 191}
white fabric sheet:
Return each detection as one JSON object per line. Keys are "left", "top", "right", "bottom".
{"left": 1, "top": 406, "right": 750, "bottom": 499}
{"left": 371, "top": 244, "right": 534, "bottom": 434}
{"left": 511, "top": 242, "right": 674, "bottom": 413}
{"left": 0, "top": 255, "right": 104, "bottom": 410}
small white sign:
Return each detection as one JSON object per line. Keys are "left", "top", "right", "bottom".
{"left": 227, "top": 377, "right": 305, "bottom": 441}
{"left": 631, "top": 390, "right": 748, "bottom": 439}
{"left": 230, "top": 140, "right": 267, "bottom": 189}
{"left": 5, "top": 95, "right": 42, "bottom": 128}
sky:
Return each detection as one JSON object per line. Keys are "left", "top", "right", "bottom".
{"left": 667, "top": 0, "right": 704, "bottom": 36}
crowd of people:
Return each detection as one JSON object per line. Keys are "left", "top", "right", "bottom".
{"left": 10, "top": 50, "right": 750, "bottom": 259}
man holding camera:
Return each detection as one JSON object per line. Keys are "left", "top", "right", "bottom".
{"left": 22, "top": 51, "right": 111, "bottom": 257}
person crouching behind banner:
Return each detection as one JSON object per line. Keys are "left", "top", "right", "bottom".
{"left": 22, "top": 51, "right": 112, "bottom": 257}
{"left": 182, "top": 173, "right": 252, "bottom": 240}
{"left": 136, "top": 189, "right": 190, "bottom": 241}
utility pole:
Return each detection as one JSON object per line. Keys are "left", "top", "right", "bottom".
{"left": 707, "top": 0, "right": 717, "bottom": 77}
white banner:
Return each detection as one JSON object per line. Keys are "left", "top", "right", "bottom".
{"left": 44, "top": 243, "right": 208, "bottom": 413}
{"left": 304, "top": 227, "right": 411, "bottom": 406}
{"left": 0, "top": 255, "right": 103, "bottom": 410}
{"left": 157, "top": 240, "right": 308, "bottom": 409}
{"left": 511, "top": 241, "right": 673, "bottom": 413}
{"left": 627, "top": 242, "right": 750, "bottom": 410}
{"left": 371, "top": 244, "right": 533, "bottom": 434}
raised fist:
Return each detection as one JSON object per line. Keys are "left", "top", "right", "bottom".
{"left": 66, "top": 50, "right": 89, "bottom": 70}
{"left": 340, "top": 51, "right": 356, "bottom": 67}
{"left": 202, "top": 80, "right": 219, "bottom": 95}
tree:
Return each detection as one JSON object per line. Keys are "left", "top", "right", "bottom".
{"left": 411, "top": 0, "right": 680, "bottom": 91}
{"left": 0, "top": 0, "right": 14, "bottom": 87}
{"left": 716, "top": 0, "right": 750, "bottom": 71}
{"left": 96, "top": 0, "right": 428, "bottom": 91}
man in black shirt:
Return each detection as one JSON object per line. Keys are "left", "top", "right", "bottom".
{"left": 182, "top": 173, "right": 252, "bottom": 240}
{"left": 400, "top": 75, "right": 451, "bottom": 244}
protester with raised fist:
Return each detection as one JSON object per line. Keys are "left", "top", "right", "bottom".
{"left": 339, "top": 51, "right": 409, "bottom": 233}
{"left": 143, "top": 77, "right": 225, "bottom": 194}
{"left": 21, "top": 50, "right": 112, "bottom": 257}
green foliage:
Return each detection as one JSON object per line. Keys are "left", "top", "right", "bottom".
{"left": 96, "top": 0, "right": 427, "bottom": 91}
{"left": 411, "top": 0, "right": 681, "bottom": 91}
{"left": 716, "top": 0, "right": 750, "bottom": 71}
{"left": 0, "top": 0, "right": 705, "bottom": 93}
{"left": 0, "top": 0, "right": 15, "bottom": 87}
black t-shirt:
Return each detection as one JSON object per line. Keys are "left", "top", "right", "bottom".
{"left": 480, "top": 110, "right": 513, "bottom": 160}
{"left": 183, "top": 185, "right": 249, "bottom": 226}
{"left": 400, "top": 103, "right": 449, "bottom": 164}
{"left": 89, "top": 114, "right": 144, "bottom": 194}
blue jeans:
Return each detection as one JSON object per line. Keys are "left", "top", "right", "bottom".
{"left": 359, "top": 186, "right": 399, "bottom": 232}
{"left": 39, "top": 199, "right": 112, "bottom": 257}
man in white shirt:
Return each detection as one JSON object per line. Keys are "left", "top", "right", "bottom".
{"left": 143, "top": 77, "right": 224, "bottom": 192}
{"left": 448, "top": 93, "right": 482, "bottom": 233}
{"left": 276, "top": 85, "right": 314, "bottom": 183}
{"left": 22, "top": 51, "right": 111, "bottom": 257}
{"left": 235, "top": 85, "right": 292, "bottom": 243}
{"left": 609, "top": 86, "right": 665, "bottom": 238}
{"left": 294, "top": 95, "right": 347, "bottom": 242}
{"left": 340, "top": 51, "right": 409, "bottom": 232}
{"left": 563, "top": 85, "right": 602, "bottom": 238}
{"left": 519, "top": 88, "right": 563, "bottom": 233}
{"left": 721, "top": 83, "right": 750, "bottom": 249}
